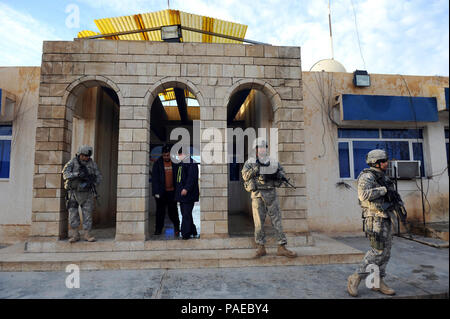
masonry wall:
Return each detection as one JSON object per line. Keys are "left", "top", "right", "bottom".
{"left": 31, "top": 39, "right": 306, "bottom": 241}
{"left": 303, "top": 72, "right": 449, "bottom": 234}
{"left": 0, "top": 67, "right": 40, "bottom": 244}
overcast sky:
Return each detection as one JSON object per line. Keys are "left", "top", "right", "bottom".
{"left": 0, "top": 0, "right": 448, "bottom": 76}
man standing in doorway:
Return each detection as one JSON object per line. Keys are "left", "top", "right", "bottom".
{"left": 152, "top": 144, "right": 180, "bottom": 237}
{"left": 347, "top": 149, "right": 401, "bottom": 297}
{"left": 241, "top": 139, "right": 297, "bottom": 259}
{"left": 175, "top": 147, "right": 199, "bottom": 240}
{"left": 62, "top": 145, "right": 102, "bottom": 243}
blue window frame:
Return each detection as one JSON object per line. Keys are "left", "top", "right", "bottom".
{"left": 0, "top": 124, "right": 12, "bottom": 179}
{"left": 381, "top": 129, "right": 423, "bottom": 139}
{"left": 338, "top": 142, "right": 351, "bottom": 178}
{"left": 338, "top": 128, "right": 380, "bottom": 139}
{"left": 445, "top": 128, "right": 449, "bottom": 166}
{"left": 338, "top": 128, "right": 425, "bottom": 179}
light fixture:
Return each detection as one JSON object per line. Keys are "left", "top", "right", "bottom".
{"left": 353, "top": 70, "right": 371, "bottom": 87}
{"left": 161, "top": 25, "right": 182, "bottom": 42}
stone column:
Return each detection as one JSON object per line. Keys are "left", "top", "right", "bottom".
{"left": 31, "top": 90, "right": 71, "bottom": 240}
{"left": 115, "top": 104, "right": 150, "bottom": 241}
{"left": 200, "top": 121, "right": 229, "bottom": 238}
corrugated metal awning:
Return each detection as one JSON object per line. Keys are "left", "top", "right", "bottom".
{"left": 78, "top": 9, "right": 247, "bottom": 43}
{"left": 159, "top": 88, "right": 196, "bottom": 101}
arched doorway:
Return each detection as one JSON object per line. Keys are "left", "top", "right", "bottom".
{"left": 146, "top": 81, "right": 202, "bottom": 240}
{"left": 65, "top": 79, "right": 120, "bottom": 239}
{"left": 226, "top": 85, "right": 276, "bottom": 237}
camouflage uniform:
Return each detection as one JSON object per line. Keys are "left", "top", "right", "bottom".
{"left": 62, "top": 155, "right": 102, "bottom": 232}
{"left": 347, "top": 149, "right": 398, "bottom": 297}
{"left": 241, "top": 158, "right": 287, "bottom": 246}
{"left": 356, "top": 167, "right": 396, "bottom": 278}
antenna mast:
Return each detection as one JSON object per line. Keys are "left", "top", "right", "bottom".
{"left": 328, "top": 0, "right": 334, "bottom": 59}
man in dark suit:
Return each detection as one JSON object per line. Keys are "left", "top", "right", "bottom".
{"left": 175, "top": 147, "right": 199, "bottom": 240}
{"left": 152, "top": 144, "right": 180, "bottom": 237}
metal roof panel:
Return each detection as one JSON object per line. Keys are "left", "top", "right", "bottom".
{"left": 79, "top": 9, "right": 247, "bottom": 43}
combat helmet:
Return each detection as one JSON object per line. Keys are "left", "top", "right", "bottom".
{"left": 366, "top": 149, "right": 388, "bottom": 166}
{"left": 252, "top": 138, "right": 268, "bottom": 150}
{"left": 77, "top": 145, "right": 93, "bottom": 157}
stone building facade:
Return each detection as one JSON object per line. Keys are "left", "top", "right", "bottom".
{"left": 31, "top": 39, "right": 307, "bottom": 242}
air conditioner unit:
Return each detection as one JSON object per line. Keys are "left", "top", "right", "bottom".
{"left": 0, "top": 89, "right": 16, "bottom": 122}
{"left": 388, "top": 160, "right": 421, "bottom": 179}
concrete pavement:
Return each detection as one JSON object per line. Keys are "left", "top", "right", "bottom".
{"left": 0, "top": 235, "right": 447, "bottom": 299}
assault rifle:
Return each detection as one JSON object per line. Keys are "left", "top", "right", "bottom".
{"left": 281, "top": 176, "right": 296, "bottom": 189}
{"left": 372, "top": 172, "right": 408, "bottom": 235}
{"left": 264, "top": 172, "right": 297, "bottom": 189}
{"left": 78, "top": 165, "right": 100, "bottom": 204}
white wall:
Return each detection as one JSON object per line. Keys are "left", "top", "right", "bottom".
{"left": 303, "top": 72, "right": 449, "bottom": 234}
{"left": 0, "top": 67, "right": 40, "bottom": 242}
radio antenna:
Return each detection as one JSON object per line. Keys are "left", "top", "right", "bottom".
{"left": 328, "top": 0, "right": 334, "bottom": 59}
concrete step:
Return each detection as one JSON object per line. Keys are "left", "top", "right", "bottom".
{"left": 25, "top": 234, "right": 313, "bottom": 253}
{"left": 0, "top": 234, "right": 364, "bottom": 271}
{"left": 408, "top": 222, "right": 449, "bottom": 242}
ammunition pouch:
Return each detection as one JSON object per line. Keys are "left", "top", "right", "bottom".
{"left": 64, "top": 179, "right": 73, "bottom": 191}
{"left": 369, "top": 233, "right": 385, "bottom": 250}
{"left": 65, "top": 191, "right": 78, "bottom": 209}
{"left": 363, "top": 216, "right": 388, "bottom": 250}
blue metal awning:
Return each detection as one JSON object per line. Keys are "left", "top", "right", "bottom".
{"left": 341, "top": 94, "right": 439, "bottom": 122}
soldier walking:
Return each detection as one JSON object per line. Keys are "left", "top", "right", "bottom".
{"left": 347, "top": 149, "right": 404, "bottom": 297}
{"left": 241, "top": 139, "right": 297, "bottom": 259}
{"left": 62, "top": 145, "right": 102, "bottom": 243}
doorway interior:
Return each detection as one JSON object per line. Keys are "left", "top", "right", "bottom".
{"left": 148, "top": 87, "right": 200, "bottom": 240}
{"left": 227, "top": 89, "right": 275, "bottom": 237}
{"left": 71, "top": 85, "right": 119, "bottom": 239}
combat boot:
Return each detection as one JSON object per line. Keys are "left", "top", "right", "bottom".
{"left": 347, "top": 272, "right": 361, "bottom": 297}
{"left": 372, "top": 278, "right": 395, "bottom": 295}
{"left": 84, "top": 230, "right": 96, "bottom": 242}
{"left": 254, "top": 244, "right": 267, "bottom": 258}
{"left": 277, "top": 244, "right": 297, "bottom": 258}
{"left": 69, "top": 229, "right": 80, "bottom": 243}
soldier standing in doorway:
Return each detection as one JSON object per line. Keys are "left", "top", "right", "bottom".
{"left": 62, "top": 145, "right": 102, "bottom": 243}
{"left": 241, "top": 139, "right": 297, "bottom": 259}
{"left": 347, "top": 149, "right": 406, "bottom": 297}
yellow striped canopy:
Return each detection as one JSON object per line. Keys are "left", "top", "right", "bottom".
{"left": 78, "top": 9, "right": 247, "bottom": 43}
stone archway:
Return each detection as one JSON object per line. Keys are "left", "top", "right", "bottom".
{"left": 143, "top": 77, "right": 204, "bottom": 240}
{"left": 31, "top": 76, "right": 122, "bottom": 240}
{"left": 224, "top": 79, "right": 282, "bottom": 237}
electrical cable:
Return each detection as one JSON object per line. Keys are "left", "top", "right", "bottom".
{"left": 313, "top": 72, "right": 329, "bottom": 158}
{"left": 399, "top": 74, "right": 430, "bottom": 229}
{"left": 350, "top": 0, "right": 366, "bottom": 70}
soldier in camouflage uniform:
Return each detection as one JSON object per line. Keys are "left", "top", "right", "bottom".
{"left": 347, "top": 149, "right": 399, "bottom": 297}
{"left": 241, "top": 139, "right": 297, "bottom": 259}
{"left": 62, "top": 145, "right": 102, "bottom": 243}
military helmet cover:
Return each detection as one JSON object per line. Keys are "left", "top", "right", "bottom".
{"left": 366, "top": 149, "right": 388, "bottom": 164}
{"left": 253, "top": 138, "right": 268, "bottom": 150}
{"left": 77, "top": 145, "right": 93, "bottom": 157}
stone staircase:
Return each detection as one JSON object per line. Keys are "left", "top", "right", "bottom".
{"left": 0, "top": 233, "right": 364, "bottom": 271}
